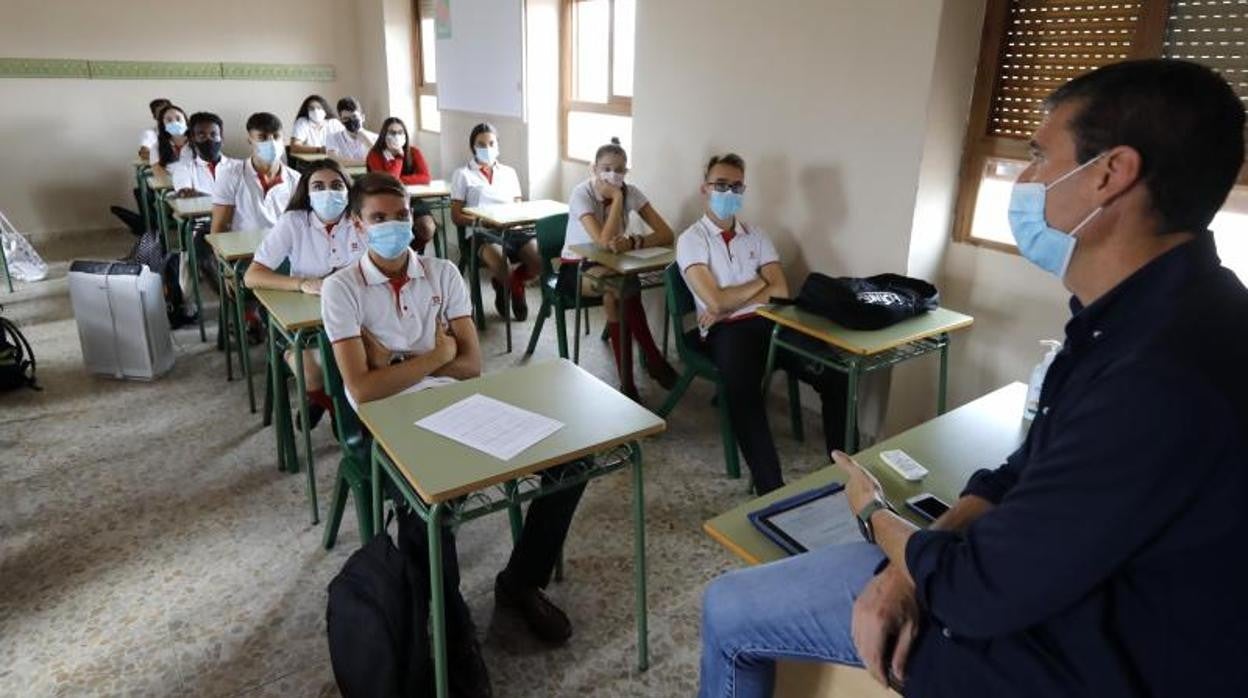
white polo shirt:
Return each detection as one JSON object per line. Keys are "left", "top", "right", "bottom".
{"left": 450, "top": 160, "right": 523, "bottom": 208}
{"left": 676, "top": 215, "right": 781, "bottom": 320}
{"left": 140, "top": 128, "right": 158, "bottom": 151}
{"left": 170, "top": 154, "right": 237, "bottom": 195}
{"left": 563, "top": 179, "right": 650, "bottom": 259}
{"left": 291, "top": 117, "right": 344, "bottom": 148}
{"left": 253, "top": 209, "right": 365, "bottom": 278}
{"left": 149, "top": 139, "right": 195, "bottom": 168}
{"left": 325, "top": 129, "right": 377, "bottom": 161}
{"left": 212, "top": 158, "right": 302, "bottom": 232}
{"left": 322, "top": 250, "right": 473, "bottom": 408}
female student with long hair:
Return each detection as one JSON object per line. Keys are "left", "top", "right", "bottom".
{"left": 151, "top": 104, "right": 194, "bottom": 178}
{"left": 365, "top": 117, "right": 436, "bottom": 253}
{"left": 245, "top": 159, "right": 363, "bottom": 428}
{"left": 289, "top": 94, "right": 343, "bottom": 155}
{"left": 562, "top": 138, "right": 678, "bottom": 397}
{"left": 450, "top": 122, "right": 540, "bottom": 321}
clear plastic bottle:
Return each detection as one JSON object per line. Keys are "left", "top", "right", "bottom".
{"left": 1025, "top": 340, "right": 1063, "bottom": 420}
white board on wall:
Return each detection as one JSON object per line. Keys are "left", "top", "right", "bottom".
{"left": 435, "top": 0, "right": 525, "bottom": 119}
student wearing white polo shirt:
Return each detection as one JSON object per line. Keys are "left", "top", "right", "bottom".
{"left": 324, "top": 97, "right": 376, "bottom": 162}
{"left": 151, "top": 104, "right": 194, "bottom": 179}
{"left": 210, "top": 112, "right": 302, "bottom": 234}
{"left": 137, "top": 97, "right": 171, "bottom": 162}
{"left": 245, "top": 160, "right": 362, "bottom": 428}
{"left": 322, "top": 172, "right": 587, "bottom": 698}
{"left": 562, "top": 138, "right": 678, "bottom": 397}
{"left": 450, "top": 122, "right": 540, "bottom": 321}
{"left": 289, "top": 94, "right": 343, "bottom": 155}
{"left": 170, "top": 112, "right": 234, "bottom": 197}
{"left": 676, "top": 153, "right": 849, "bottom": 494}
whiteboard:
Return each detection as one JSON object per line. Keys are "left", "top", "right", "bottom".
{"left": 435, "top": 0, "right": 525, "bottom": 120}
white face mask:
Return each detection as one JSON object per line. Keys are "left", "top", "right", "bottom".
{"left": 598, "top": 170, "right": 625, "bottom": 187}
{"left": 309, "top": 107, "right": 325, "bottom": 124}
{"left": 386, "top": 134, "right": 405, "bottom": 152}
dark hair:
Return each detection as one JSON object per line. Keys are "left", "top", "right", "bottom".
{"left": 1045, "top": 59, "right": 1246, "bottom": 234}
{"left": 349, "top": 172, "right": 408, "bottom": 215}
{"left": 594, "top": 137, "right": 627, "bottom": 164}
{"left": 285, "top": 159, "right": 352, "bottom": 214}
{"left": 296, "top": 94, "right": 330, "bottom": 121}
{"left": 468, "top": 122, "right": 497, "bottom": 152}
{"left": 188, "top": 112, "right": 223, "bottom": 134}
{"left": 336, "top": 97, "right": 361, "bottom": 114}
{"left": 370, "top": 117, "right": 416, "bottom": 174}
{"left": 245, "top": 112, "right": 283, "bottom": 136}
{"left": 155, "top": 104, "right": 188, "bottom": 167}
{"left": 149, "top": 98, "right": 171, "bottom": 117}
{"left": 705, "top": 153, "right": 746, "bottom": 180}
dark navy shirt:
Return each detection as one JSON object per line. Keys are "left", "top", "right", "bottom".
{"left": 904, "top": 235, "right": 1248, "bottom": 697}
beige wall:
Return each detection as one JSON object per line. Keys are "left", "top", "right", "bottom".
{"left": 0, "top": 0, "right": 366, "bottom": 242}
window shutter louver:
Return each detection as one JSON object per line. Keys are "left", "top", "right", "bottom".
{"left": 1164, "top": 1, "right": 1248, "bottom": 112}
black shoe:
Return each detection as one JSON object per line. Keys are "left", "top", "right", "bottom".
{"left": 647, "top": 359, "right": 679, "bottom": 391}
{"left": 509, "top": 273, "right": 529, "bottom": 321}
{"left": 295, "top": 403, "right": 325, "bottom": 432}
{"left": 492, "top": 279, "right": 507, "bottom": 319}
{"left": 495, "top": 570, "right": 573, "bottom": 646}
{"left": 447, "top": 614, "right": 493, "bottom": 698}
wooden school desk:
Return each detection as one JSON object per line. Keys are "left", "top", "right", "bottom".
{"left": 462, "top": 200, "right": 570, "bottom": 352}
{"left": 253, "top": 287, "right": 324, "bottom": 525}
{"left": 168, "top": 195, "right": 214, "bottom": 342}
{"left": 703, "top": 382, "right": 1028, "bottom": 697}
{"left": 205, "top": 229, "right": 266, "bottom": 413}
{"left": 758, "top": 305, "right": 974, "bottom": 453}
{"left": 359, "top": 358, "right": 665, "bottom": 698}
{"left": 407, "top": 181, "right": 453, "bottom": 260}
{"left": 566, "top": 243, "right": 675, "bottom": 391}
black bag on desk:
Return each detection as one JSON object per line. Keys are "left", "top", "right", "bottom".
{"left": 780, "top": 273, "right": 940, "bottom": 330}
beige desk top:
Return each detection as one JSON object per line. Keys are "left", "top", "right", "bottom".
{"left": 253, "top": 288, "right": 323, "bottom": 332}
{"left": 168, "top": 196, "right": 214, "bottom": 219}
{"left": 406, "top": 181, "right": 452, "bottom": 199}
{"left": 463, "top": 200, "right": 569, "bottom": 227}
{"left": 146, "top": 173, "right": 173, "bottom": 191}
{"left": 206, "top": 229, "right": 266, "bottom": 262}
{"left": 757, "top": 304, "right": 974, "bottom": 357}
{"left": 567, "top": 244, "right": 676, "bottom": 276}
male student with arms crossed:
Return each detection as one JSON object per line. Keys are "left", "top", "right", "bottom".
{"left": 698, "top": 59, "right": 1248, "bottom": 698}
{"left": 321, "top": 173, "right": 587, "bottom": 698}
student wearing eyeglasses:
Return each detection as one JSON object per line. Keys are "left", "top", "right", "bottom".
{"left": 676, "top": 153, "right": 849, "bottom": 494}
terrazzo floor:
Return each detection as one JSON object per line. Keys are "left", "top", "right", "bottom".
{"left": 0, "top": 229, "right": 833, "bottom": 697}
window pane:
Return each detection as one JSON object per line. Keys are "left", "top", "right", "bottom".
{"left": 421, "top": 17, "right": 437, "bottom": 85}
{"left": 567, "top": 111, "right": 632, "bottom": 162}
{"left": 419, "top": 94, "right": 441, "bottom": 133}
{"left": 573, "top": 0, "right": 609, "bottom": 103}
{"left": 612, "top": 0, "right": 635, "bottom": 98}
{"left": 1212, "top": 185, "right": 1248, "bottom": 284}
{"left": 968, "top": 158, "right": 1028, "bottom": 246}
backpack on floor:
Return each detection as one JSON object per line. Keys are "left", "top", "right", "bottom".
{"left": 0, "top": 310, "right": 39, "bottom": 391}
{"left": 326, "top": 532, "right": 432, "bottom": 697}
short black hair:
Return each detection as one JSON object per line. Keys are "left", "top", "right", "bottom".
{"left": 469, "top": 122, "right": 497, "bottom": 151}
{"left": 245, "top": 112, "right": 283, "bottom": 136}
{"left": 705, "top": 153, "right": 746, "bottom": 180}
{"left": 337, "top": 97, "right": 360, "bottom": 114}
{"left": 349, "top": 172, "right": 408, "bottom": 215}
{"left": 188, "top": 112, "right": 223, "bottom": 133}
{"left": 1046, "top": 59, "right": 1246, "bottom": 234}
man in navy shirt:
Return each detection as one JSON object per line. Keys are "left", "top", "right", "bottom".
{"left": 699, "top": 59, "right": 1248, "bottom": 698}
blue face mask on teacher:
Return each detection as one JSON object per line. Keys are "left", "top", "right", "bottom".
{"left": 1007, "top": 154, "right": 1105, "bottom": 279}
{"left": 709, "top": 190, "right": 744, "bottom": 221}
{"left": 366, "top": 220, "right": 413, "bottom": 259}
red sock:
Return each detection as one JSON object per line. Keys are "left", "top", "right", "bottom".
{"left": 624, "top": 297, "right": 666, "bottom": 369}
{"left": 308, "top": 388, "right": 334, "bottom": 415}
{"left": 509, "top": 267, "right": 527, "bottom": 297}
{"left": 606, "top": 321, "right": 637, "bottom": 392}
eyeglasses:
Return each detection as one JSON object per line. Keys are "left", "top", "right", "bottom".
{"left": 706, "top": 181, "right": 746, "bottom": 194}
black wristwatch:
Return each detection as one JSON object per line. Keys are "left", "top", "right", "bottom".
{"left": 856, "top": 497, "right": 892, "bottom": 544}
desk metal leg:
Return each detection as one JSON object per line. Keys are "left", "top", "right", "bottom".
{"left": 937, "top": 334, "right": 950, "bottom": 415}
{"left": 370, "top": 443, "right": 384, "bottom": 537}
{"left": 233, "top": 264, "right": 256, "bottom": 413}
{"left": 137, "top": 170, "right": 152, "bottom": 234}
{"left": 0, "top": 240, "right": 11, "bottom": 293}
{"left": 428, "top": 502, "right": 449, "bottom": 698}
{"left": 504, "top": 481, "right": 522, "bottom": 544}
{"left": 845, "top": 358, "right": 861, "bottom": 454}
{"left": 761, "top": 323, "right": 781, "bottom": 397}
{"left": 183, "top": 219, "right": 206, "bottom": 342}
{"left": 504, "top": 258, "right": 513, "bottom": 354}
{"left": 155, "top": 195, "right": 172, "bottom": 252}
{"left": 618, "top": 279, "right": 635, "bottom": 391}
{"left": 631, "top": 443, "right": 650, "bottom": 671}
{"left": 268, "top": 318, "right": 292, "bottom": 473}
{"left": 469, "top": 232, "right": 486, "bottom": 330}
{"left": 222, "top": 262, "right": 235, "bottom": 380}
{"left": 293, "top": 331, "right": 319, "bottom": 524}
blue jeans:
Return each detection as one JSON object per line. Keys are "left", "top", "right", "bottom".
{"left": 698, "top": 542, "right": 886, "bottom": 698}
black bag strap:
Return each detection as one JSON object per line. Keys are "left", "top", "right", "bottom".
{"left": 0, "top": 314, "right": 40, "bottom": 390}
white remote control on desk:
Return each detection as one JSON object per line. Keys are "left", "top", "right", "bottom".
{"left": 880, "top": 449, "right": 928, "bottom": 481}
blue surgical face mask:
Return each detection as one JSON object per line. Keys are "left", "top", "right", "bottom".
{"left": 164, "top": 120, "right": 187, "bottom": 137}
{"left": 1007, "top": 155, "right": 1105, "bottom": 279}
{"left": 254, "top": 138, "right": 281, "bottom": 164}
{"left": 708, "top": 190, "right": 744, "bottom": 220}
{"left": 309, "top": 189, "right": 348, "bottom": 221}
{"left": 475, "top": 145, "right": 498, "bottom": 165}
{"left": 367, "top": 220, "right": 413, "bottom": 259}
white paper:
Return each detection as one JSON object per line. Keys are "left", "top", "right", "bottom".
{"left": 623, "top": 246, "right": 671, "bottom": 259}
{"left": 766, "top": 490, "right": 861, "bottom": 552}
{"left": 414, "top": 394, "right": 564, "bottom": 461}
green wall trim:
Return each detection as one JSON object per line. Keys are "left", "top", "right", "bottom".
{"left": 0, "top": 58, "right": 335, "bottom": 82}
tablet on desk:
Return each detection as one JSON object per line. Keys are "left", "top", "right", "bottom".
{"left": 747, "top": 482, "right": 862, "bottom": 556}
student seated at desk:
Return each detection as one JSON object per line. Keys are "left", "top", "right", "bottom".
{"left": 450, "top": 122, "right": 540, "bottom": 321}
{"left": 150, "top": 104, "right": 194, "bottom": 179}
{"left": 698, "top": 59, "right": 1248, "bottom": 698}
{"left": 170, "top": 112, "right": 235, "bottom": 198}
{"left": 245, "top": 159, "right": 361, "bottom": 429}
{"left": 289, "top": 94, "right": 343, "bottom": 155}
{"left": 324, "top": 96, "right": 376, "bottom": 162}
{"left": 365, "top": 117, "right": 436, "bottom": 254}
{"left": 137, "top": 97, "right": 171, "bottom": 162}
{"left": 676, "top": 153, "right": 849, "bottom": 494}
{"left": 210, "top": 112, "right": 302, "bottom": 234}
{"left": 322, "top": 173, "right": 586, "bottom": 698}
{"left": 562, "top": 138, "right": 678, "bottom": 397}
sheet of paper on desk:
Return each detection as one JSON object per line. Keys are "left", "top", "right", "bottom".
{"left": 768, "top": 491, "right": 861, "bottom": 551}
{"left": 623, "top": 246, "right": 671, "bottom": 259}
{"left": 414, "top": 394, "right": 564, "bottom": 460}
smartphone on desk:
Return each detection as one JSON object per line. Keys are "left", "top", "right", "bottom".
{"left": 905, "top": 493, "right": 950, "bottom": 522}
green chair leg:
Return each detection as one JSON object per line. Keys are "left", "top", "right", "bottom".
{"left": 323, "top": 470, "right": 350, "bottom": 550}
{"left": 553, "top": 302, "right": 570, "bottom": 359}
{"left": 354, "top": 479, "right": 375, "bottom": 542}
{"left": 713, "top": 378, "right": 741, "bottom": 479}
{"left": 525, "top": 298, "right": 552, "bottom": 357}
{"left": 787, "top": 373, "right": 804, "bottom": 442}
{"left": 656, "top": 369, "right": 696, "bottom": 418}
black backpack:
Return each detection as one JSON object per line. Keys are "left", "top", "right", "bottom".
{"left": 0, "top": 310, "right": 39, "bottom": 392}
{"left": 779, "top": 272, "right": 940, "bottom": 330}
{"left": 326, "top": 533, "right": 432, "bottom": 697}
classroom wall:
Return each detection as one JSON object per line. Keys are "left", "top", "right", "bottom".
{"left": 0, "top": 0, "right": 366, "bottom": 243}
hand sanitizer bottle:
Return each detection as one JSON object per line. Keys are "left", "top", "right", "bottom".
{"left": 1025, "top": 340, "right": 1062, "bottom": 420}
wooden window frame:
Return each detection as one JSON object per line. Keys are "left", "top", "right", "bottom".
{"left": 413, "top": 0, "right": 439, "bottom": 133}
{"left": 952, "top": 0, "right": 1172, "bottom": 253}
{"left": 560, "top": 0, "right": 633, "bottom": 164}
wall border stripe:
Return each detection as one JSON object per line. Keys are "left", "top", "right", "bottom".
{"left": 0, "top": 58, "right": 335, "bottom": 82}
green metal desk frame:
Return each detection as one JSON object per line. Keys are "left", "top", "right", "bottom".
{"left": 413, "top": 193, "right": 453, "bottom": 261}
{"left": 468, "top": 226, "right": 532, "bottom": 353}
{"left": 134, "top": 161, "right": 153, "bottom": 238}
{"left": 266, "top": 316, "right": 323, "bottom": 524}
{"left": 173, "top": 211, "right": 210, "bottom": 342}
{"left": 369, "top": 441, "right": 651, "bottom": 698}
{"left": 214, "top": 253, "right": 258, "bottom": 413}
{"left": 573, "top": 265, "right": 667, "bottom": 385}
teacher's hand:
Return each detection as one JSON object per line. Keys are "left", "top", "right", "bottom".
{"left": 833, "top": 450, "right": 884, "bottom": 516}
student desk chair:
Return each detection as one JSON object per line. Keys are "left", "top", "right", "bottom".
{"left": 523, "top": 213, "right": 602, "bottom": 360}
